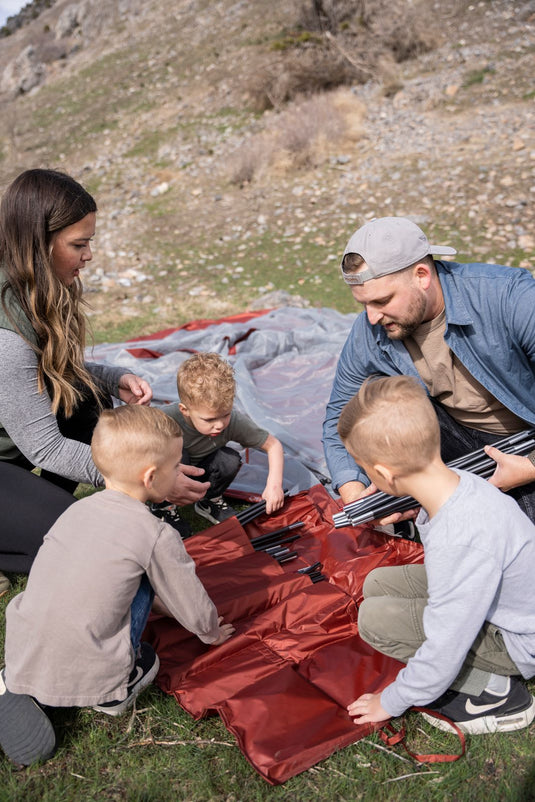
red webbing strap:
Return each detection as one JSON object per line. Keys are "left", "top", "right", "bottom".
{"left": 379, "top": 708, "right": 466, "bottom": 763}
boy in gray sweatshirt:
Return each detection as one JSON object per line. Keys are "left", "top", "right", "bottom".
{"left": 338, "top": 375, "right": 535, "bottom": 734}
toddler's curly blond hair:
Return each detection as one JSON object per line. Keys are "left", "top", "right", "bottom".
{"left": 177, "top": 352, "right": 235, "bottom": 411}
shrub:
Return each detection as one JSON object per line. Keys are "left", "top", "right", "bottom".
{"left": 228, "top": 87, "right": 365, "bottom": 184}
{"left": 246, "top": 0, "right": 437, "bottom": 109}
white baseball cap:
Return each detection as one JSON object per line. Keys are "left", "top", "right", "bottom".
{"left": 341, "top": 217, "right": 457, "bottom": 285}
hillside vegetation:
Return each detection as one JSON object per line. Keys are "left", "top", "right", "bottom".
{"left": 0, "top": 0, "right": 534, "bottom": 342}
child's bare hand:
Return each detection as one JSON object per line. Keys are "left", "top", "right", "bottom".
{"left": 262, "top": 484, "right": 285, "bottom": 514}
{"left": 210, "top": 616, "right": 235, "bottom": 646}
{"left": 347, "top": 692, "right": 390, "bottom": 725}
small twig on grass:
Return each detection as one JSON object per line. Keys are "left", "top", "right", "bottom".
{"left": 125, "top": 703, "right": 140, "bottom": 734}
{"left": 416, "top": 725, "right": 433, "bottom": 740}
{"left": 361, "top": 738, "right": 414, "bottom": 765}
{"left": 327, "top": 767, "right": 361, "bottom": 781}
{"left": 128, "top": 737, "right": 235, "bottom": 748}
{"left": 383, "top": 771, "right": 440, "bottom": 784}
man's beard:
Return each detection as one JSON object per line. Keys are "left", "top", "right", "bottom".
{"left": 381, "top": 292, "right": 427, "bottom": 340}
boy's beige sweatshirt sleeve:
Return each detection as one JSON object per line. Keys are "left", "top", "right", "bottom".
{"left": 147, "top": 523, "right": 221, "bottom": 644}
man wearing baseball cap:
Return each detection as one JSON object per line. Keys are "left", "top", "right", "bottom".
{"left": 323, "top": 216, "right": 535, "bottom": 521}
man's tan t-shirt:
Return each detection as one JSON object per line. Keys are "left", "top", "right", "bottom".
{"left": 404, "top": 309, "right": 527, "bottom": 434}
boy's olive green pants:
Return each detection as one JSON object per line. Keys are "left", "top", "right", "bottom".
{"left": 358, "top": 564, "right": 519, "bottom": 696}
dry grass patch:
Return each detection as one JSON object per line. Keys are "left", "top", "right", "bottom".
{"left": 229, "top": 87, "right": 365, "bottom": 184}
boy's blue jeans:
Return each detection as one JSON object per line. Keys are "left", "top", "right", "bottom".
{"left": 130, "top": 574, "right": 154, "bottom": 652}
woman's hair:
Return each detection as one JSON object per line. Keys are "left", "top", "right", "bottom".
{"left": 337, "top": 375, "right": 440, "bottom": 475}
{"left": 0, "top": 168, "right": 98, "bottom": 416}
{"left": 91, "top": 405, "right": 182, "bottom": 481}
{"left": 177, "top": 352, "right": 235, "bottom": 410}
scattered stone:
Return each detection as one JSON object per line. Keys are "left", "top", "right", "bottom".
{"left": 518, "top": 234, "right": 535, "bottom": 250}
{"left": 150, "top": 182, "right": 170, "bottom": 196}
{"left": 248, "top": 289, "right": 310, "bottom": 310}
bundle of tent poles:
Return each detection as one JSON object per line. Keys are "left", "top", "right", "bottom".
{"left": 235, "top": 491, "right": 291, "bottom": 527}
{"left": 333, "top": 428, "right": 535, "bottom": 529}
{"left": 235, "top": 497, "right": 327, "bottom": 582}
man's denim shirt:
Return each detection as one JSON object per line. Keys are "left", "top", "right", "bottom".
{"left": 322, "top": 260, "right": 535, "bottom": 492}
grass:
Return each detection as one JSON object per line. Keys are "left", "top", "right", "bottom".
{"left": 462, "top": 66, "right": 496, "bottom": 88}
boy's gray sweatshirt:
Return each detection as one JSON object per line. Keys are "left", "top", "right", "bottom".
{"left": 381, "top": 470, "right": 535, "bottom": 717}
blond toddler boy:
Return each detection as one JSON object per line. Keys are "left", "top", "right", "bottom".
{"left": 338, "top": 375, "right": 535, "bottom": 735}
{"left": 0, "top": 405, "right": 233, "bottom": 766}
{"left": 156, "top": 352, "right": 285, "bottom": 527}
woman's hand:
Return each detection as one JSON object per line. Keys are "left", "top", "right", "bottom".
{"left": 117, "top": 373, "right": 153, "bottom": 405}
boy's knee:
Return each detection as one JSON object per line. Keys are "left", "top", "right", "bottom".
{"left": 220, "top": 446, "right": 242, "bottom": 474}
{"left": 358, "top": 596, "right": 384, "bottom": 645}
{"left": 362, "top": 566, "right": 394, "bottom": 598}
{"left": 358, "top": 595, "right": 404, "bottom": 646}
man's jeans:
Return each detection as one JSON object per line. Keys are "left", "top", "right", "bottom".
{"left": 433, "top": 401, "right": 535, "bottom": 523}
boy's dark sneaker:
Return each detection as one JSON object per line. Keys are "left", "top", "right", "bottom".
{"left": 148, "top": 501, "right": 192, "bottom": 538}
{"left": 421, "top": 676, "right": 535, "bottom": 734}
{"left": 194, "top": 496, "right": 237, "bottom": 525}
{"left": 92, "top": 642, "right": 160, "bottom": 717}
{"left": 0, "top": 668, "right": 56, "bottom": 766}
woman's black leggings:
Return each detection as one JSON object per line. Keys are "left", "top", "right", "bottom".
{"left": 0, "top": 389, "right": 111, "bottom": 573}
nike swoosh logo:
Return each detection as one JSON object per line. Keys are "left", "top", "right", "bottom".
{"left": 129, "top": 666, "right": 144, "bottom": 687}
{"left": 465, "top": 697, "right": 508, "bottom": 715}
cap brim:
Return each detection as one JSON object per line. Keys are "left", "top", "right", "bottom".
{"left": 429, "top": 245, "right": 457, "bottom": 256}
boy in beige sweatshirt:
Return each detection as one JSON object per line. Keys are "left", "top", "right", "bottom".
{"left": 0, "top": 405, "right": 233, "bottom": 766}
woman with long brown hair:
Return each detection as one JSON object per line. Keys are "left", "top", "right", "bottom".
{"left": 0, "top": 168, "right": 154, "bottom": 581}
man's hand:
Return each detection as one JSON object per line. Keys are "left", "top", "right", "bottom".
{"left": 211, "top": 616, "right": 235, "bottom": 646}
{"left": 166, "top": 464, "right": 210, "bottom": 505}
{"left": 118, "top": 373, "right": 153, "bottom": 405}
{"left": 339, "top": 480, "right": 367, "bottom": 505}
{"left": 485, "top": 446, "right": 535, "bottom": 492}
{"left": 347, "top": 692, "right": 390, "bottom": 725}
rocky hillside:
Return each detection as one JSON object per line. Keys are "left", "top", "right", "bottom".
{"left": 0, "top": 0, "right": 534, "bottom": 342}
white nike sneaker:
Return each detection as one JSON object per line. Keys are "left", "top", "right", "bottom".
{"left": 421, "top": 676, "right": 535, "bottom": 735}
{"left": 92, "top": 642, "right": 160, "bottom": 716}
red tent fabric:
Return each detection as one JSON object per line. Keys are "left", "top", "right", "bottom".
{"left": 144, "top": 485, "right": 424, "bottom": 784}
